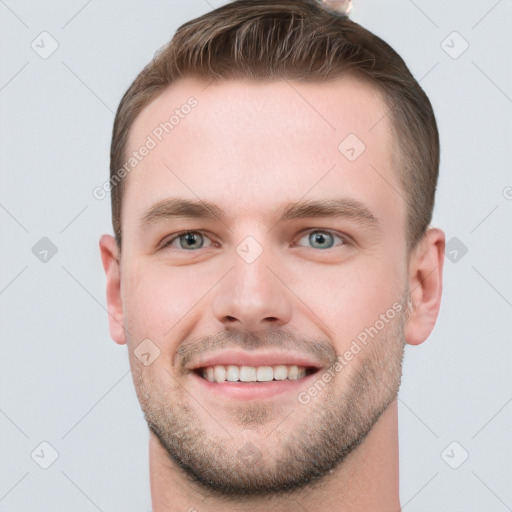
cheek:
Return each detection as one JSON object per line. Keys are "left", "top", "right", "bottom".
{"left": 341, "top": 269, "right": 405, "bottom": 342}
{"left": 122, "top": 261, "right": 204, "bottom": 340}
{"left": 286, "top": 255, "right": 405, "bottom": 345}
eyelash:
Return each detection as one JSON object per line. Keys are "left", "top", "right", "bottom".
{"left": 159, "top": 229, "right": 348, "bottom": 251}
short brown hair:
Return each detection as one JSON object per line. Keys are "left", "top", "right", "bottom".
{"left": 110, "top": 0, "right": 439, "bottom": 252}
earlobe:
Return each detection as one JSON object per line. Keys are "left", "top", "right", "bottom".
{"left": 99, "top": 234, "right": 127, "bottom": 345}
{"left": 404, "top": 228, "right": 445, "bottom": 346}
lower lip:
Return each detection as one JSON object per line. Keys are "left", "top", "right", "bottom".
{"left": 190, "top": 371, "right": 318, "bottom": 401}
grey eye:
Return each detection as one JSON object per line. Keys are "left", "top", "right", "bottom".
{"left": 162, "top": 231, "right": 214, "bottom": 251}
{"left": 298, "top": 230, "right": 344, "bottom": 249}
{"left": 178, "top": 231, "right": 205, "bottom": 250}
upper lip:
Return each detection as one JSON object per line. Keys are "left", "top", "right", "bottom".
{"left": 185, "top": 350, "right": 325, "bottom": 371}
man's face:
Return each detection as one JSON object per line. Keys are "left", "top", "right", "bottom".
{"left": 118, "top": 76, "right": 410, "bottom": 495}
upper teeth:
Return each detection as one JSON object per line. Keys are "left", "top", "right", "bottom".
{"left": 202, "top": 365, "right": 307, "bottom": 383}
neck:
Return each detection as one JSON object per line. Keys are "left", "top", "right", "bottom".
{"left": 149, "top": 399, "right": 401, "bottom": 512}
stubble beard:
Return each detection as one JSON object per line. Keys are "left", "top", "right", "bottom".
{"left": 132, "top": 300, "right": 408, "bottom": 498}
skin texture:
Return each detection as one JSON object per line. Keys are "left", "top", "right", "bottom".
{"left": 100, "top": 76, "right": 445, "bottom": 511}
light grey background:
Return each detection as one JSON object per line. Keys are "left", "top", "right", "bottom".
{"left": 1, "top": 1, "right": 511, "bottom": 510}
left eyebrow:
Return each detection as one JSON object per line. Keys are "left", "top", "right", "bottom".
{"left": 279, "top": 198, "right": 379, "bottom": 229}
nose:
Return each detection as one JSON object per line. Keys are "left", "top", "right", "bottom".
{"left": 211, "top": 241, "right": 293, "bottom": 333}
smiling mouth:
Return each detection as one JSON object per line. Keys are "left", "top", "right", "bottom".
{"left": 196, "top": 364, "right": 318, "bottom": 383}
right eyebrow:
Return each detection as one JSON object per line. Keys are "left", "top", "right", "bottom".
{"left": 140, "top": 197, "right": 224, "bottom": 228}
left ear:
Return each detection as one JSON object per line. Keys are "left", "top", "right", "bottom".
{"left": 405, "top": 227, "right": 445, "bottom": 346}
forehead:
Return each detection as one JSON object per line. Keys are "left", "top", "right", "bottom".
{"left": 122, "top": 76, "right": 402, "bottom": 236}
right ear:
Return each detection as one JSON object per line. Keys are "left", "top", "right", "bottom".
{"left": 99, "top": 234, "right": 126, "bottom": 345}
